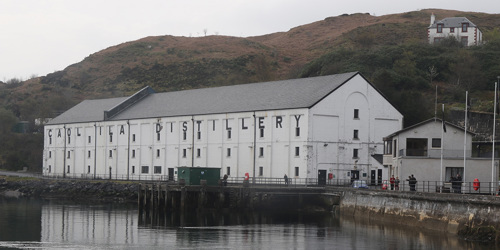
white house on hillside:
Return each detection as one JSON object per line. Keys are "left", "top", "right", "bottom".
{"left": 43, "top": 72, "right": 403, "bottom": 184}
{"left": 428, "top": 14, "right": 482, "bottom": 46}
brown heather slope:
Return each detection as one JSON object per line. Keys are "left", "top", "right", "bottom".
{"left": 4, "top": 9, "right": 500, "bottom": 120}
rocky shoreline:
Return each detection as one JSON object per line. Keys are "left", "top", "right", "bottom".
{"left": 0, "top": 177, "right": 139, "bottom": 202}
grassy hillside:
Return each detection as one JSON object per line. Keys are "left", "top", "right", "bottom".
{"left": 0, "top": 8, "right": 499, "bottom": 171}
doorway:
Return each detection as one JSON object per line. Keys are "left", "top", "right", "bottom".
{"left": 318, "top": 170, "right": 327, "bottom": 186}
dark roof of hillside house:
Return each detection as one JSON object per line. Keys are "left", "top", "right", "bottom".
{"left": 47, "top": 71, "right": 379, "bottom": 125}
{"left": 429, "top": 17, "right": 477, "bottom": 28}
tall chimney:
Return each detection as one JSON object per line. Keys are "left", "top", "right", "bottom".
{"left": 430, "top": 13, "right": 435, "bottom": 25}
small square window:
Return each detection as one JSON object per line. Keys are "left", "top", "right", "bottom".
{"left": 353, "top": 130, "right": 359, "bottom": 139}
{"left": 154, "top": 166, "right": 162, "bottom": 174}
{"left": 141, "top": 166, "right": 149, "bottom": 174}
{"left": 450, "top": 27, "right": 455, "bottom": 33}
{"left": 432, "top": 138, "right": 441, "bottom": 148}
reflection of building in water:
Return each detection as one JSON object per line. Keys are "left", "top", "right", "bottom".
{"left": 0, "top": 199, "right": 41, "bottom": 241}
{"left": 40, "top": 203, "right": 139, "bottom": 245}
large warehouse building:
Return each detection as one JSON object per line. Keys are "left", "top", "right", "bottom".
{"left": 43, "top": 72, "right": 403, "bottom": 183}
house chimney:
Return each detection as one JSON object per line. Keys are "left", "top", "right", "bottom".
{"left": 430, "top": 13, "right": 435, "bottom": 25}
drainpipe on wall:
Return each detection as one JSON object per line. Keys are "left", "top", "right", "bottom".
{"left": 94, "top": 123, "right": 97, "bottom": 179}
{"left": 253, "top": 112, "right": 257, "bottom": 184}
{"left": 127, "top": 120, "right": 130, "bottom": 180}
{"left": 191, "top": 117, "right": 195, "bottom": 167}
{"left": 63, "top": 125, "right": 66, "bottom": 178}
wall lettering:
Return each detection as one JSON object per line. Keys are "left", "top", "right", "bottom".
{"left": 258, "top": 117, "right": 265, "bottom": 129}
{"left": 196, "top": 121, "right": 202, "bottom": 131}
{"left": 242, "top": 118, "right": 248, "bottom": 130}
{"left": 67, "top": 128, "right": 71, "bottom": 136}
{"left": 108, "top": 126, "right": 113, "bottom": 136}
{"left": 77, "top": 128, "right": 81, "bottom": 136}
{"left": 170, "top": 123, "right": 173, "bottom": 133}
{"left": 276, "top": 116, "right": 282, "bottom": 128}
{"left": 48, "top": 129, "right": 52, "bottom": 137}
{"left": 57, "top": 129, "right": 62, "bottom": 137}
{"left": 156, "top": 123, "right": 163, "bottom": 133}
{"left": 226, "top": 119, "right": 231, "bottom": 130}
{"left": 120, "top": 125, "right": 125, "bottom": 135}
{"left": 213, "top": 120, "right": 216, "bottom": 131}
{"left": 182, "top": 122, "right": 188, "bottom": 132}
{"left": 294, "top": 115, "right": 301, "bottom": 127}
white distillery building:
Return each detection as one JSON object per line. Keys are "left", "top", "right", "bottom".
{"left": 428, "top": 14, "right": 482, "bottom": 46}
{"left": 43, "top": 72, "right": 403, "bottom": 183}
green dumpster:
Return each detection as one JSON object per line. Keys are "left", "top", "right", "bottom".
{"left": 177, "top": 167, "right": 221, "bottom": 186}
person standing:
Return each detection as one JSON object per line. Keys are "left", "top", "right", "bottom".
{"left": 284, "top": 174, "right": 288, "bottom": 185}
{"left": 390, "top": 175, "right": 395, "bottom": 190}
{"left": 395, "top": 177, "right": 400, "bottom": 190}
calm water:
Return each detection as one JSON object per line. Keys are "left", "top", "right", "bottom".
{"left": 0, "top": 198, "right": 495, "bottom": 250}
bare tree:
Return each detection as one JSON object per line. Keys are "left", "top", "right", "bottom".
{"left": 203, "top": 28, "right": 208, "bottom": 36}
{"left": 427, "top": 65, "right": 439, "bottom": 86}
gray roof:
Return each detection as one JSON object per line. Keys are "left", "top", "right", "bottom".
{"left": 48, "top": 72, "right": 362, "bottom": 125}
{"left": 429, "top": 17, "right": 477, "bottom": 28}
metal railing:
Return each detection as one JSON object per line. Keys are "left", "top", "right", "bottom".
{"left": 30, "top": 173, "right": 500, "bottom": 195}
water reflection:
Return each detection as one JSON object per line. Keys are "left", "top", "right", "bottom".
{"left": 0, "top": 199, "right": 496, "bottom": 249}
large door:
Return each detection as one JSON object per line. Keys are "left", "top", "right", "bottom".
{"left": 377, "top": 169, "right": 383, "bottom": 185}
{"left": 168, "top": 168, "right": 174, "bottom": 181}
{"left": 350, "top": 170, "right": 359, "bottom": 182}
{"left": 370, "top": 170, "right": 376, "bottom": 185}
{"left": 318, "top": 170, "right": 327, "bottom": 186}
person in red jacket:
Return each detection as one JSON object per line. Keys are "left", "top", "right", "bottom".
{"left": 390, "top": 175, "right": 395, "bottom": 190}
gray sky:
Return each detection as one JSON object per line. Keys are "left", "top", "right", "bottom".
{"left": 1, "top": 0, "right": 499, "bottom": 81}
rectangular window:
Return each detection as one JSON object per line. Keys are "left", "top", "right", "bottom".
{"left": 406, "top": 138, "right": 428, "bottom": 156}
{"left": 48, "top": 165, "right": 51, "bottom": 173}
{"left": 67, "top": 165, "right": 70, "bottom": 174}
{"left": 157, "top": 133, "right": 161, "bottom": 141}
{"left": 462, "top": 23, "right": 468, "bottom": 32}
{"left": 295, "top": 167, "right": 299, "bottom": 177}
{"left": 132, "top": 150, "right": 136, "bottom": 158}
{"left": 353, "top": 129, "right": 359, "bottom": 139}
{"left": 437, "top": 23, "right": 443, "bottom": 33}
{"left": 384, "top": 140, "right": 393, "bottom": 155}
{"left": 154, "top": 166, "right": 162, "bottom": 174}
{"left": 259, "top": 166, "right": 263, "bottom": 176}
{"left": 450, "top": 27, "right": 455, "bottom": 33}
{"left": 109, "top": 150, "right": 113, "bottom": 158}
{"left": 227, "top": 148, "right": 231, "bottom": 157}
{"left": 295, "top": 147, "right": 300, "bottom": 157}
{"left": 88, "top": 165, "right": 91, "bottom": 174}
{"left": 227, "top": 167, "right": 231, "bottom": 176}
{"left": 132, "top": 166, "right": 135, "bottom": 174}
{"left": 197, "top": 148, "right": 201, "bottom": 157}
{"left": 49, "top": 151, "right": 52, "bottom": 158}
{"left": 432, "top": 138, "right": 441, "bottom": 148}
{"left": 88, "top": 136, "right": 91, "bottom": 144}
{"left": 67, "top": 151, "right": 71, "bottom": 159}
{"left": 295, "top": 127, "right": 300, "bottom": 137}
{"left": 461, "top": 36, "right": 468, "bottom": 46}
{"left": 156, "top": 149, "right": 160, "bottom": 158}
{"left": 109, "top": 134, "right": 113, "bottom": 143}
{"left": 183, "top": 131, "right": 187, "bottom": 140}
{"left": 197, "top": 131, "right": 201, "bottom": 140}
{"left": 183, "top": 149, "right": 187, "bottom": 158}
{"left": 260, "top": 128, "right": 264, "bottom": 138}
{"left": 132, "top": 134, "right": 136, "bottom": 142}
{"left": 49, "top": 137, "right": 52, "bottom": 145}
{"left": 88, "top": 150, "right": 91, "bottom": 158}
{"left": 68, "top": 136, "right": 71, "bottom": 144}
{"left": 259, "top": 147, "right": 264, "bottom": 157}
{"left": 393, "top": 139, "right": 397, "bottom": 157}
{"left": 141, "top": 166, "right": 149, "bottom": 174}
{"left": 354, "top": 109, "right": 359, "bottom": 119}
{"left": 353, "top": 149, "right": 359, "bottom": 159}
{"left": 227, "top": 130, "right": 232, "bottom": 139}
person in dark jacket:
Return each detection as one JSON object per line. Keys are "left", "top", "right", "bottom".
{"left": 407, "top": 174, "right": 417, "bottom": 191}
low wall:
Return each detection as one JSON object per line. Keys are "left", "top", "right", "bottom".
{"left": 333, "top": 187, "right": 500, "bottom": 242}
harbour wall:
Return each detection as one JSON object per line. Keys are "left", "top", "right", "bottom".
{"left": 332, "top": 187, "right": 500, "bottom": 242}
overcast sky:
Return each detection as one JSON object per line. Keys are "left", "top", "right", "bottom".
{"left": 1, "top": 0, "right": 499, "bottom": 82}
